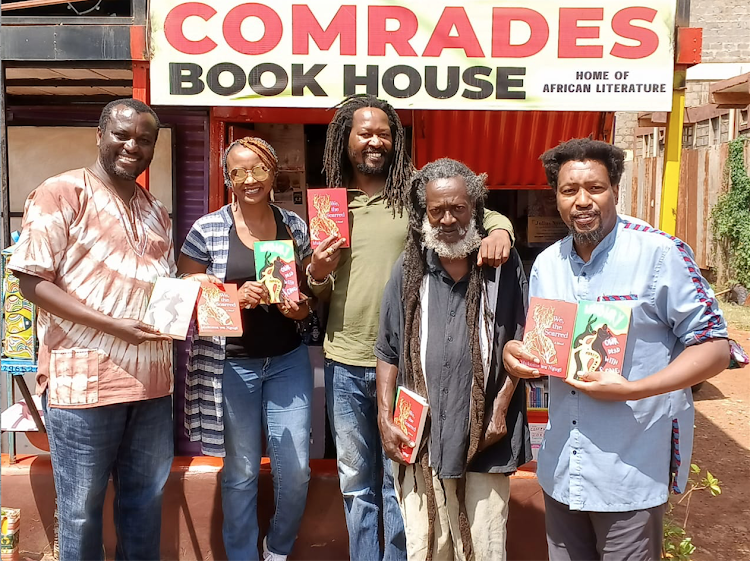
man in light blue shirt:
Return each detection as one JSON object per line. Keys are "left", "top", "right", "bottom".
{"left": 504, "top": 138, "right": 729, "bottom": 561}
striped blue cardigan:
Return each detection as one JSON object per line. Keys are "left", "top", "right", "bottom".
{"left": 181, "top": 204, "right": 312, "bottom": 456}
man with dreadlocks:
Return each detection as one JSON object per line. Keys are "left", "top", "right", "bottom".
{"left": 374, "top": 158, "right": 531, "bottom": 561}
{"left": 307, "top": 95, "right": 516, "bottom": 560}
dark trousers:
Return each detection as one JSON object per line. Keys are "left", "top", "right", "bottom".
{"left": 544, "top": 492, "right": 666, "bottom": 561}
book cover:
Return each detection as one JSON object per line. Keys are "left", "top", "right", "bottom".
{"left": 521, "top": 298, "right": 578, "bottom": 378}
{"left": 307, "top": 188, "right": 350, "bottom": 249}
{"left": 2, "top": 246, "right": 37, "bottom": 361}
{"left": 393, "top": 386, "right": 429, "bottom": 464}
{"left": 254, "top": 240, "right": 300, "bottom": 304}
{"left": 196, "top": 282, "right": 243, "bottom": 337}
{"left": 142, "top": 277, "right": 201, "bottom": 340}
{"left": 568, "top": 300, "right": 631, "bottom": 379}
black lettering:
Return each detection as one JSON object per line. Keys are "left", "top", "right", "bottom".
{"left": 496, "top": 67, "right": 526, "bottom": 99}
{"left": 206, "top": 63, "right": 245, "bottom": 96}
{"left": 343, "top": 65, "right": 379, "bottom": 96}
{"left": 170, "top": 62, "right": 204, "bottom": 96}
{"left": 291, "top": 64, "right": 327, "bottom": 96}
{"left": 382, "top": 65, "right": 421, "bottom": 99}
{"left": 248, "top": 63, "right": 288, "bottom": 96}
{"left": 425, "top": 66, "right": 460, "bottom": 99}
{"left": 461, "top": 66, "right": 493, "bottom": 100}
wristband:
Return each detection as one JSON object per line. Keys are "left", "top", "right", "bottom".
{"left": 306, "top": 263, "right": 333, "bottom": 286}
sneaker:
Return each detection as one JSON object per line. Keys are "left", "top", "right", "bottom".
{"left": 262, "top": 537, "right": 287, "bottom": 561}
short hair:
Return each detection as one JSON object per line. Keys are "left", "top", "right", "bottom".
{"left": 222, "top": 136, "right": 279, "bottom": 189}
{"left": 98, "top": 98, "right": 160, "bottom": 134}
{"left": 411, "top": 158, "right": 488, "bottom": 211}
{"left": 540, "top": 138, "right": 625, "bottom": 191}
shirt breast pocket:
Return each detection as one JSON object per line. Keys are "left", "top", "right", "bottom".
{"left": 48, "top": 348, "right": 99, "bottom": 406}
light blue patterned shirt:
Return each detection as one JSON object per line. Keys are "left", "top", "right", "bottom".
{"left": 180, "top": 204, "right": 312, "bottom": 456}
{"left": 531, "top": 217, "right": 727, "bottom": 512}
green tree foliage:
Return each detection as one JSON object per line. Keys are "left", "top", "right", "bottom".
{"left": 712, "top": 138, "right": 750, "bottom": 287}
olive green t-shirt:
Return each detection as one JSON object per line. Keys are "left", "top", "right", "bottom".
{"left": 310, "top": 188, "right": 514, "bottom": 367}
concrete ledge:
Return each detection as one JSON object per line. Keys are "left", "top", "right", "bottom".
{"left": 1, "top": 455, "right": 547, "bottom": 560}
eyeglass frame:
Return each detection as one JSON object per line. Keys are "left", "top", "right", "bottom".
{"left": 229, "top": 164, "right": 271, "bottom": 184}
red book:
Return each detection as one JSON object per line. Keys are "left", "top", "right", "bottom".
{"left": 521, "top": 297, "right": 578, "bottom": 378}
{"left": 196, "top": 282, "right": 243, "bottom": 337}
{"left": 307, "top": 188, "right": 350, "bottom": 249}
{"left": 522, "top": 298, "right": 632, "bottom": 379}
{"left": 393, "top": 386, "right": 429, "bottom": 464}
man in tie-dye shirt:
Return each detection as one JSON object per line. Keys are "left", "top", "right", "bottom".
{"left": 10, "top": 99, "right": 175, "bottom": 561}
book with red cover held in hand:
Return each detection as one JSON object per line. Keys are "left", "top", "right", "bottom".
{"left": 393, "top": 386, "right": 429, "bottom": 464}
{"left": 307, "top": 188, "right": 350, "bottom": 249}
{"left": 253, "top": 240, "right": 300, "bottom": 304}
{"left": 521, "top": 297, "right": 631, "bottom": 379}
{"left": 196, "top": 282, "right": 243, "bottom": 337}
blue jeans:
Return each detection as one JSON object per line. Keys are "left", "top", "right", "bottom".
{"left": 325, "top": 360, "right": 407, "bottom": 561}
{"left": 221, "top": 344, "right": 313, "bottom": 560}
{"left": 42, "top": 394, "right": 173, "bottom": 561}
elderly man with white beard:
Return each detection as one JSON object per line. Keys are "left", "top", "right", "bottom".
{"left": 375, "top": 158, "right": 532, "bottom": 561}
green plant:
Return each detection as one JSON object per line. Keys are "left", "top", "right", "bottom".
{"left": 662, "top": 463, "right": 722, "bottom": 560}
{"left": 712, "top": 138, "right": 750, "bottom": 288}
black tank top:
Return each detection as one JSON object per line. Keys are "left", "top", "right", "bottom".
{"left": 224, "top": 206, "right": 301, "bottom": 358}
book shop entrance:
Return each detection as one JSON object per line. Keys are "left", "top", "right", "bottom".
{"left": 208, "top": 106, "right": 612, "bottom": 460}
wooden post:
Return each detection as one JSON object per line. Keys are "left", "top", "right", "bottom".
{"left": 132, "top": 60, "right": 151, "bottom": 191}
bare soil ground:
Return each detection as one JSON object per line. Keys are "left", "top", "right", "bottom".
{"left": 672, "top": 326, "right": 750, "bottom": 560}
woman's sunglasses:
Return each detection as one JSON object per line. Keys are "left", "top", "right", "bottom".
{"left": 229, "top": 164, "right": 270, "bottom": 183}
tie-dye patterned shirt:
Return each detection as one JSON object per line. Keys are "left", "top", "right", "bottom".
{"left": 10, "top": 168, "right": 176, "bottom": 408}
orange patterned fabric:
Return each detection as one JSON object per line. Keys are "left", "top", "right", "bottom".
{"left": 10, "top": 168, "right": 176, "bottom": 408}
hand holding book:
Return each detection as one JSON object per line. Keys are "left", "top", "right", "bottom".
{"left": 380, "top": 415, "right": 415, "bottom": 465}
{"left": 239, "top": 281, "right": 268, "bottom": 309}
{"left": 502, "top": 340, "right": 543, "bottom": 379}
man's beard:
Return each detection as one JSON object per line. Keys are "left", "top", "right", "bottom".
{"left": 349, "top": 148, "right": 391, "bottom": 175}
{"left": 100, "top": 150, "right": 142, "bottom": 181}
{"left": 568, "top": 211, "right": 605, "bottom": 246}
{"left": 422, "top": 215, "right": 482, "bottom": 260}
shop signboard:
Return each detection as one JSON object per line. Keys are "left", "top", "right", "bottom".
{"left": 150, "top": 0, "right": 676, "bottom": 111}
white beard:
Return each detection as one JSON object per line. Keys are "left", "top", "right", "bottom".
{"left": 421, "top": 215, "right": 482, "bottom": 260}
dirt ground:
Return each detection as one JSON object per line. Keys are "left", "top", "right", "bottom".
{"left": 671, "top": 326, "right": 750, "bottom": 560}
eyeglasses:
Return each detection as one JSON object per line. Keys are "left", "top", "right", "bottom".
{"left": 229, "top": 164, "right": 270, "bottom": 183}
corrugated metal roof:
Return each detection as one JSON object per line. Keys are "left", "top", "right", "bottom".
{"left": 413, "top": 110, "right": 608, "bottom": 189}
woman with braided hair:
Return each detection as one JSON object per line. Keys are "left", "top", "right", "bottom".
{"left": 375, "top": 158, "right": 532, "bottom": 561}
{"left": 177, "top": 137, "right": 314, "bottom": 561}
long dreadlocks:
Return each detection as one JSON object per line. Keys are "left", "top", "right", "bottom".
{"left": 401, "top": 158, "right": 492, "bottom": 561}
{"left": 322, "top": 94, "right": 413, "bottom": 215}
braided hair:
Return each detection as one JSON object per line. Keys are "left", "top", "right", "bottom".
{"left": 401, "top": 158, "right": 491, "bottom": 561}
{"left": 323, "top": 94, "right": 412, "bottom": 214}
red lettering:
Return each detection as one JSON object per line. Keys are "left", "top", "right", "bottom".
{"left": 164, "top": 2, "right": 217, "bottom": 55}
{"left": 292, "top": 5, "right": 356, "bottom": 56}
{"left": 492, "top": 8, "right": 549, "bottom": 58}
{"left": 610, "top": 7, "right": 659, "bottom": 59}
{"left": 223, "top": 3, "right": 282, "bottom": 56}
{"left": 368, "top": 6, "right": 418, "bottom": 56}
{"left": 558, "top": 8, "right": 603, "bottom": 58}
{"left": 423, "top": 7, "right": 485, "bottom": 58}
